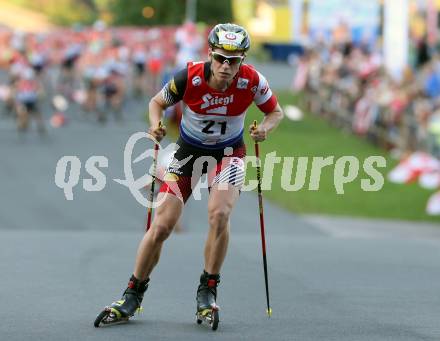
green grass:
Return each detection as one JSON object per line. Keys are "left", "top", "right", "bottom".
{"left": 242, "top": 91, "right": 440, "bottom": 222}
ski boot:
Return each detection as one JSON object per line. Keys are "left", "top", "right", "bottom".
{"left": 195, "top": 271, "right": 220, "bottom": 331}
{"left": 94, "top": 275, "right": 149, "bottom": 327}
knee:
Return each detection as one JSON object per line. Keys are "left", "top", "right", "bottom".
{"left": 151, "top": 222, "right": 173, "bottom": 243}
{"left": 208, "top": 208, "right": 230, "bottom": 231}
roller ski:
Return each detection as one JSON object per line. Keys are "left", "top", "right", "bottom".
{"left": 195, "top": 271, "right": 220, "bottom": 331}
{"left": 94, "top": 276, "right": 149, "bottom": 327}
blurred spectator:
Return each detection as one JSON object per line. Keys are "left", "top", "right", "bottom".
{"left": 416, "top": 35, "right": 431, "bottom": 68}
{"left": 424, "top": 60, "right": 440, "bottom": 98}
{"left": 174, "top": 21, "right": 203, "bottom": 69}
{"left": 15, "top": 67, "right": 45, "bottom": 134}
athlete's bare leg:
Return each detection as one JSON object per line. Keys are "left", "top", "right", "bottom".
{"left": 133, "top": 192, "right": 183, "bottom": 280}
{"left": 204, "top": 184, "right": 239, "bottom": 274}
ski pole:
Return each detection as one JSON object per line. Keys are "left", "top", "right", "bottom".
{"left": 253, "top": 120, "right": 272, "bottom": 317}
{"left": 146, "top": 121, "right": 162, "bottom": 231}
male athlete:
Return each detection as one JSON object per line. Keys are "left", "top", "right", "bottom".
{"left": 96, "top": 23, "right": 284, "bottom": 326}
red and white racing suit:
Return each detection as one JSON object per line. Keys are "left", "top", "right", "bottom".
{"left": 158, "top": 61, "right": 278, "bottom": 202}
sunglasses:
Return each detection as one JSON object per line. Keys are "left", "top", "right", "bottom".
{"left": 211, "top": 52, "right": 244, "bottom": 66}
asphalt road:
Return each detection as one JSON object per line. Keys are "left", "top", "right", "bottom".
{"left": 1, "top": 89, "right": 440, "bottom": 341}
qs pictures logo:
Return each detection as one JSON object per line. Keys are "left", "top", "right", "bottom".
{"left": 54, "top": 133, "right": 387, "bottom": 207}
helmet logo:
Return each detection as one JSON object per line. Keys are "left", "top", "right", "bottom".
{"left": 218, "top": 31, "right": 244, "bottom": 48}
{"left": 225, "top": 33, "right": 236, "bottom": 40}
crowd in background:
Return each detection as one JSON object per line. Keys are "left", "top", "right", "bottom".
{"left": 9, "top": 19, "right": 440, "bottom": 158}
{"left": 292, "top": 35, "right": 440, "bottom": 160}
{"left": 0, "top": 21, "right": 206, "bottom": 132}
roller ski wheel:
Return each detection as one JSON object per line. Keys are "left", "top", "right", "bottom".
{"left": 94, "top": 276, "right": 149, "bottom": 328}
{"left": 195, "top": 271, "right": 221, "bottom": 331}
{"left": 94, "top": 300, "right": 143, "bottom": 327}
{"left": 196, "top": 306, "right": 219, "bottom": 331}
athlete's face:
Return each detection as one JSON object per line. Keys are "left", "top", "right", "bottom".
{"left": 209, "top": 48, "right": 245, "bottom": 82}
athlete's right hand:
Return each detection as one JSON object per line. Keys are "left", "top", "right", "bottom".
{"left": 148, "top": 124, "right": 167, "bottom": 142}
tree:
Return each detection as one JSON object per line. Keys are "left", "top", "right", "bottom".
{"left": 107, "top": 0, "right": 232, "bottom": 26}
{"left": 108, "top": 0, "right": 185, "bottom": 26}
{"left": 11, "top": 0, "right": 233, "bottom": 27}
{"left": 196, "top": 0, "right": 232, "bottom": 25}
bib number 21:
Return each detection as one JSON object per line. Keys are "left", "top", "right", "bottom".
{"left": 202, "top": 120, "right": 227, "bottom": 135}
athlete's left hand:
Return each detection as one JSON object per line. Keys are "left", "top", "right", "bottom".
{"left": 249, "top": 123, "right": 267, "bottom": 142}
